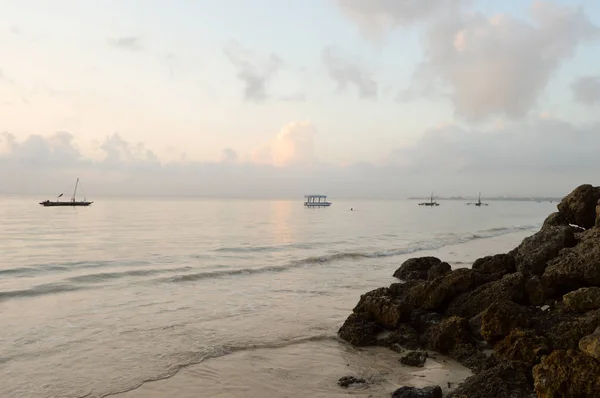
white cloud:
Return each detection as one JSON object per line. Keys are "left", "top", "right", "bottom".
{"left": 399, "top": 2, "right": 599, "bottom": 120}
{"left": 321, "top": 46, "right": 378, "bottom": 99}
{"left": 250, "top": 121, "right": 318, "bottom": 167}
{"left": 334, "top": 0, "right": 468, "bottom": 41}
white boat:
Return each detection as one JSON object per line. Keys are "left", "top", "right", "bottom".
{"left": 304, "top": 195, "right": 331, "bottom": 207}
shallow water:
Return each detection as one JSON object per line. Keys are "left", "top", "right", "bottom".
{"left": 0, "top": 196, "right": 555, "bottom": 397}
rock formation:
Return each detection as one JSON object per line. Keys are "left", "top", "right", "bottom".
{"left": 338, "top": 183, "right": 600, "bottom": 397}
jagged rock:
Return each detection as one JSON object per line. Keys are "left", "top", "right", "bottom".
{"left": 579, "top": 333, "right": 600, "bottom": 361}
{"left": 388, "top": 280, "right": 424, "bottom": 298}
{"left": 563, "top": 287, "right": 600, "bottom": 313}
{"left": 480, "top": 301, "right": 535, "bottom": 344}
{"left": 557, "top": 184, "right": 600, "bottom": 229}
{"left": 428, "top": 261, "right": 451, "bottom": 280}
{"left": 400, "top": 351, "right": 428, "bottom": 367}
{"left": 447, "top": 361, "right": 534, "bottom": 398}
{"left": 393, "top": 257, "right": 445, "bottom": 281}
{"left": 543, "top": 228, "right": 600, "bottom": 294}
{"left": 392, "top": 386, "right": 442, "bottom": 398}
{"left": 446, "top": 272, "right": 526, "bottom": 319}
{"left": 337, "top": 375, "right": 366, "bottom": 387}
{"left": 449, "top": 343, "right": 497, "bottom": 374}
{"left": 514, "top": 226, "right": 576, "bottom": 276}
{"left": 472, "top": 254, "right": 516, "bottom": 276}
{"left": 422, "top": 316, "right": 473, "bottom": 354}
{"left": 408, "top": 309, "right": 443, "bottom": 333}
{"left": 533, "top": 309, "right": 600, "bottom": 351}
{"left": 382, "top": 324, "right": 421, "bottom": 351}
{"left": 596, "top": 199, "right": 600, "bottom": 228}
{"left": 494, "top": 329, "right": 549, "bottom": 366}
{"left": 407, "top": 268, "right": 491, "bottom": 311}
{"left": 468, "top": 312, "right": 484, "bottom": 340}
{"left": 353, "top": 287, "right": 411, "bottom": 329}
{"left": 338, "top": 313, "right": 380, "bottom": 346}
{"left": 525, "top": 276, "right": 546, "bottom": 306}
{"left": 543, "top": 211, "right": 569, "bottom": 227}
{"left": 533, "top": 349, "right": 600, "bottom": 397}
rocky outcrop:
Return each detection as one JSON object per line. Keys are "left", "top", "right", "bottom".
{"left": 392, "top": 386, "right": 442, "bottom": 398}
{"left": 471, "top": 253, "right": 515, "bottom": 276}
{"left": 446, "top": 272, "right": 526, "bottom": 319}
{"left": 446, "top": 361, "right": 534, "bottom": 398}
{"left": 533, "top": 349, "right": 600, "bottom": 397}
{"left": 563, "top": 287, "right": 600, "bottom": 312}
{"left": 514, "top": 225, "right": 576, "bottom": 275}
{"left": 337, "top": 375, "right": 366, "bottom": 387}
{"left": 557, "top": 184, "right": 600, "bottom": 229}
{"left": 543, "top": 228, "right": 600, "bottom": 293}
{"left": 579, "top": 333, "right": 600, "bottom": 362}
{"left": 337, "top": 184, "right": 600, "bottom": 397}
{"left": 393, "top": 257, "right": 449, "bottom": 281}
{"left": 400, "top": 351, "right": 428, "bottom": 367}
{"left": 543, "top": 211, "right": 569, "bottom": 227}
{"left": 494, "top": 329, "right": 549, "bottom": 366}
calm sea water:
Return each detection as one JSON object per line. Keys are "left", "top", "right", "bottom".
{"left": 0, "top": 196, "right": 555, "bottom": 397}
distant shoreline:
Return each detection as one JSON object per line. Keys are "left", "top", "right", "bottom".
{"left": 407, "top": 197, "right": 561, "bottom": 202}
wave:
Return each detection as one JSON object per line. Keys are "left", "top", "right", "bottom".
{"left": 99, "top": 334, "right": 337, "bottom": 398}
{"left": 0, "top": 223, "right": 539, "bottom": 301}
{"left": 159, "top": 223, "right": 539, "bottom": 284}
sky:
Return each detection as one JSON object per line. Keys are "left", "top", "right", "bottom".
{"left": 1, "top": 0, "right": 600, "bottom": 198}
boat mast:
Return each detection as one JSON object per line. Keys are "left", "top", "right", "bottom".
{"left": 72, "top": 178, "right": 79, "bottom": 202}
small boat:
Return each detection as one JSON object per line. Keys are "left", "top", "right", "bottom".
{"left": 40, "top": 178, "right": 93, "bottom": 207}
{"left": 304, "top": 194, "right": 331, "bottom": 207}
{"left": 419, "top": 192, "right": 439, "bottom": 206}
{"left": 466, "top": 192, "right": 488, "bottom": 206}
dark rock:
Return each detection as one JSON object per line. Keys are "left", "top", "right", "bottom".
{"left": 447, "top": 360, "right": 534, "bottom": 398}
{"left": 563, "top": 287, "right": 600, "bottom": 313}
{"left": 407, "top": 268, "right": 491, "bottom": 311}
{"left": 409, "top": 310, "right": 443, "bottom": 333}
{"left": 494, "top": 329, "right": 549, "bottom": 367}
{"left": 394, "top": 257, "right": 444, "bottom": 281}
{"left": 337, "top": 375, "right": 366, "bottom": 388}
{"left": 338, "top": 313, "right": 380, "bottom": 346}
{"left": 543, "top": 211, "right": 569, "bottom": 227}
{"left": 543, "top": 228, "right": 600, "bottom": 293}
{"left": 525, "top": 276, "right": 546, "bottom": 306}
{"left": 382, "top": 324, "right": 421, "bottom": 351}
{"left": 533, "top": 308, "right": 600, "bottom": 351}
{"left": 557, "top": 184, "right": 600, "bottom": 229}
{"left": 400, "top": 351, "right": 428, "bottom": 367}
{"left": 353, "top": 287, "right": 411, "bottom": 329}
{"left": 533, "top": 349, "right": 600, "bottom": 397}
{"left": 579, "top": 333, "right": 600, "bottom": 361}
{"left": 596, "top": 199, "right": 600, "bottom": 228}
{"left": 472, "top": 253, "right": 516, "bottom": 276}
{"left": 422, "top": 316, "right": 473, "bottom": 354}
{"left": 480, "top": 301, "right": 535, "bottom": 344}
{"left": 468, "top": 312, "right": 484, "bottom": 340}
{"left": 446, "top": 272, "right": 526, "bottom": 319}
{"left": 514, "top": 225, "right": 576, "bottom": 276}
{"left": 391, "top": 386, "right": 442, "bottom": 398}
{"left": 449, "top": 343, "right": 497, "bottom": 373}
{"left": 428, "top": 261, "right": 451, "bottom": 280}
{"left": 389, "top": 280, "right": 424, "bottom": 298}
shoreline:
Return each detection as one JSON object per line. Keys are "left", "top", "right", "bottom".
{"left": 113, "top": 230, "right": 532, "bottom": 398}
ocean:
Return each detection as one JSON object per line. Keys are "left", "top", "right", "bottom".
{"left": 0, "top": 196, "right": 555, "bottom": 397}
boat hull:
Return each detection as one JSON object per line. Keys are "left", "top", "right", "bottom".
{"left": 40, "top": 201, "right": 93, "bottom": 207}
{"left": 304, "top": 202, "right": 331, "bottom": 207}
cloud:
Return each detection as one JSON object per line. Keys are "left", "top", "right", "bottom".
{"left": 334, "top": 0, "right": 468, "bottom": 41}
{"left": 220, "top": 148, "right": 239, "bottom": 163}
{"left": 108, "top": 36, "right": 144, "bottom": 52}
{"left": 571, "top": 75, "right": 600, "bottom": 105}
{"left": 399, "top": 2, "right": 599, "bottom": 121}
{"left": 321, "top": 46, "right": 378, "bottom": 99}
{"left": 223, "top": 42, "right": 283, "bottom": 102}
{"left": 250, "top": 121, "right": 318, "bottom": 167}
{"left": 279, "top": 93, "right": 307, "bottom": 102}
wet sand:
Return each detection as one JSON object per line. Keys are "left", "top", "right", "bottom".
{"left": 117, "top": 339, "right": 472, "bottom": 398}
